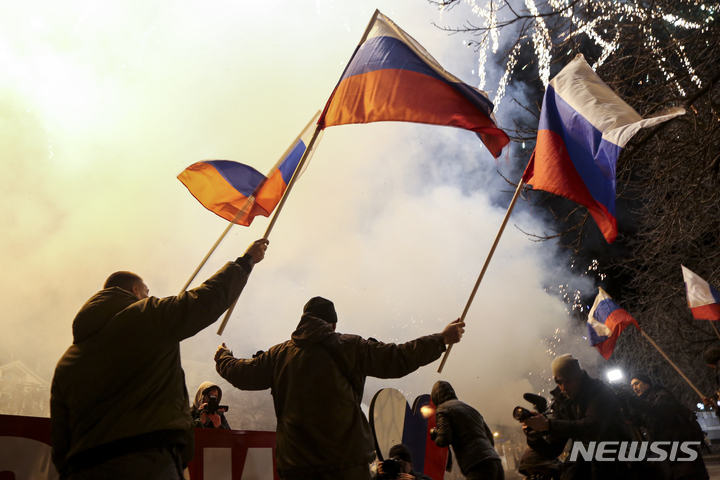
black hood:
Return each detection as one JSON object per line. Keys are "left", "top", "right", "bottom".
{"left": 291, "top": 313, "right": 336, "bottom": 347}
{"left": 431, "top": 380, "right": 458, "bottom": 406}
{"left": 72, "top": 287, "right": 140, "bottom": 343}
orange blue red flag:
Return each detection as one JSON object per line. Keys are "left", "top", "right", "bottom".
{"left": 318, "top": 10, "right": 510, "bottom": 158}
{"left": 178, "top": 113, "right": 320, "bottom": 226}
{"left": 587, "top": 287, "right": 640, "bottom": 360}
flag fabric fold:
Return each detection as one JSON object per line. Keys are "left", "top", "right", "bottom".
{"left": 587, "top": 287, "right": 640, "bottom": 359}
{"left": 522, "top": 54, "right": 685, "bottom": 243}
{"left": 178, "top": 113, "right": 320, "bottom": 226}
{"left": 318, "top": 10, "right": 510, "bottom": 158}
{"left": 682, "top": 265, "right": 720, "bottom": 321}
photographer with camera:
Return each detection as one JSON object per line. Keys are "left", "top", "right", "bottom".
{"left": 373, "top": 444, "right": 433, "bottom": 480}
{"left": 191, "top": 382, "right": 230, "bottom": 430}
{"left": 521, "top": 354, "right": 636, "bottom": 480}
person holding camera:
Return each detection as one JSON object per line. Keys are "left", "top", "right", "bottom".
{"left": 191, "top": 382, "right": 231, "bottom": 430}
{"left": 430, "top": 380, "right": 503, "bottom": 480}
{"left": 522, "top": 354, "right": 636, "bottom": 480}
{"left": 214, "top": 296, "right": 465, "bottom": 480}
{"left": 50, "top": 238, "right": 268, "bottom": 480}
{"left": 373, "top": 444, "right": 434, "bottom": 480}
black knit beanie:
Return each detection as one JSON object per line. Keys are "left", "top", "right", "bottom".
{"left": 631, "top": 373, "right": 652, "bottom": 386}
{"left": 303, "top": 296, "right": 337, "bottom": 324}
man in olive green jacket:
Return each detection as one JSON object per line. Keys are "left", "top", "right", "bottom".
{"left": 215, "top": 297, "right": 465, "bottom": 480}
{"left": 50, "top": 239, "right": 268, "bottom": 479}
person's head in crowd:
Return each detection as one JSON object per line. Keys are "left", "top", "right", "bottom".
{"left": 704, "top": 345, "right": 720, "bottom": 369}
{"left": 193, "top": 381, "right": 223, "bottom": 411}
{"left": 104, "top": 271, "right": 149, "bottom": 299}
{"left": 303, "top": 297, "right": 337, "bottom": 331}
{"left": 387, "top": 444, "right": 414, "bottom": 475}
{"left": 630, "top": 374, "right": 652, "bottom": 396}
{"left": 552, "top": 354, "right": 584, "bottom": 400}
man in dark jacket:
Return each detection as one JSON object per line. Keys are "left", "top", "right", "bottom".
{"left": 523, "top": 354, "right": 636, "bottom": 480}
{"left": 214, "top": 296, "right": 465, "bottom": 480}
{"left": 430, "top": 380, "right": 502, "bottom": 480}
{"left": 629, "top": 374, "right": 708, "bottom": 480}
{"left": 50, "top": 238, "right": 268, "bottom": 480}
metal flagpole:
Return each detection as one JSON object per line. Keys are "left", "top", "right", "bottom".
{"left": 437, "top": 179, "right": 526, "bottom": 373}
{"left": 216, "top": 124, "right": 324, "bottom": 335}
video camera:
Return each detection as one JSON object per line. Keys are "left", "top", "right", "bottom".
{"left": 379, "top": 457, "right": 405, "bottom": 479}
{"left": 513, "top": 393, "right": 550, "bottom": 438}
{"left": 200, "top": 395, "right": 229, "bottom": 415}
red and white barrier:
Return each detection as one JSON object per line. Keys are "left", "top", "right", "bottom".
{"left": 0, "top": 415, "right": 278, "bottom": 480}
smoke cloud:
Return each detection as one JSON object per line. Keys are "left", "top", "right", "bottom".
{"left": 0, "top": 0, "right": 595, "bottom": 431}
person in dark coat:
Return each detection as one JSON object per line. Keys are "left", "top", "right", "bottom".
{"left": 191, "top": 382, "right": 231, "bottom": 430}
{"left": 629, "top": 374, "right": 708, "bottom": 480}
{"left": 701, "top": 346, "right": 720, "bottom": 409}
{"left": 430, "top": 380, "right": 503, "bottom": 480}
{"left": 50, "top": 238, "right": 268, "bottom": 480}
{"left": 373, "top": 444, "right": 434, "bottom": 480}
{"left": 214, "top": 296, "right": 465, "bottom": 480}
{"left": 523, "top": 354, "right": 636, "bottom": 480}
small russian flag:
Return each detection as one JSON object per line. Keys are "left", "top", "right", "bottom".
{"left": 587, "top": 287, "right": 640, "bottom": 360}
{"left": 681, "top": 265, "right": 720, "bottom": 321}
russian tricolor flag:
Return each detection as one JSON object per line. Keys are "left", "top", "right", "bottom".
{"left": 682, "top": 265, "right": 720, "bottom": 321}
{"left": 522, "top": 54, "right": 684, "bottom": 243}
{"left": 178, "top": 113, "right": 320, "bottom": 226}
{"left": 318, "top": 10, "right": 510, "bottom": 158}
{"left": 587, "top": 287, "right": 640, "bottom": 360}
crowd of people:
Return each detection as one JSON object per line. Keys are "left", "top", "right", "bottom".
{"left": 48, "top": 238, "right": 717, "bottom": 480}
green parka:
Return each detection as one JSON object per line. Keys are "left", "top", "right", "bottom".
{"left": 215, "top": 313, "right": 447, "bottom": 476}
{"left": 51, "top": 259, "right": 252, "bottom": 477}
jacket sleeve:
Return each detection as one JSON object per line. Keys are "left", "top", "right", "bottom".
{"left": 355, "top": 333, "right": 446, "bottom": 378}
{"left": 219, "top": 413, "right": 231, "bottom": 430}
{"left": 526, "top": 432, "right": 567, "bottom": 459}
{"left": 483, "top": 418, "right": 495, "bottom": 447}
{"left": 215, "top": 348, "right": 274, "bottom": 391}
{"left": 50, "top": 379, "right": 71, "bottom": 479}
{"left": 547, "top": 388, "right": 613, "bottom": 440}
{"left": 143, "top": 258, "right": 253, "bottom": 342}
{"left": 433, "top": 408, "right": 453, "bottom": 447}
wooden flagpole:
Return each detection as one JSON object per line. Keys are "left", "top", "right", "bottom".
{"left": 640, "top": 329, "right": 704, "bottom": 398}
{"left": 178, "top": 112, "right": 321, "bottom": 295}
{"left": 178, "top": 207, "right": 247, "bottom": 295}
{"left": 216, "top": 124, "right": 324, "bottom": 335}
{"left": 710, "top": 321, "right": 720, "bottom": 341}
{"left": 437, "top": 179, "right": 526, "bottom": 373}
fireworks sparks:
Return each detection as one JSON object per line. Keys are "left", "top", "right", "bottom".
{"left": 443, "top": 0, "right": 716, "bottom": 110}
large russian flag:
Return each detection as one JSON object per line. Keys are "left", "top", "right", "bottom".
{"left": 318, "top": 10, "right": 509, "bottom": 158}
{"left": 522, "top": 54, "right": 684, "bottom": 243}
{"left": 178, "top": 113, "right": 320, "bottom": 226}
{"left": 682, "top": 265, "right": 720, "bottom": 320}
{"left": 587, "top": 287, "right": 640, "bottom": 360}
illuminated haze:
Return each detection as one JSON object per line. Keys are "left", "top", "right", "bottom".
{"left": 0, "top": 0, "right": 592, "bottom": 428}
